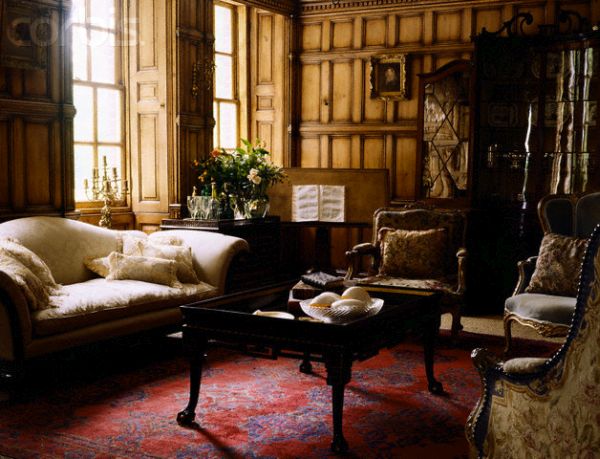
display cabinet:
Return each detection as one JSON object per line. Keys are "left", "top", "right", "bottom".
{"left": 468, "top": 10, "right": 600, "bottom": 313}
{"left": 416, "top": 60, "right": 474, "bottom": 205}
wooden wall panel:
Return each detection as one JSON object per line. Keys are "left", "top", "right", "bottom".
{"left": 474, "top": 8, "right": 504, "bottom": 34}
{"left": 24, "top": 122, "right": 52, "bottom": 206}
{"left": 302, "top": 23, "right": 322, "bottom": 51}
{"left": 300, "top": 136, "right": 320, "bottom": 167}
{"left": 139, "top": 114, "right": 159, "bottom": 200}
{"left": 332, "top": 61, "right": 353, "bottom": 121}
{"left": 0, "top": 121, "right": 10, "bottom": 208}
{"left": 0, "top": 2, "right": 72, "bottom": 222}
{"left": 435, "top": 11, "right": 462, "bottom": 42}
{"left": 301, "top": 64, "right": 320, "bottom": 121}
{"left": 395, "top": 136, "right": 417, "bottom": 199}
{"left": 398, "top": 14, "right": 423, "bottom": 44}
{"left": 363, "top": 136, "right": 385, "bottom": 169}
{"left": 364, "top": 17, "right": 386, "bottom": 47}
{"left": 331, "top": 136, "right": 352, "bottom": 168}
{"left": 332, "top": 20, "right": 353, "bottom": 49}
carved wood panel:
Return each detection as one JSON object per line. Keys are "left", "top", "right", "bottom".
{"left": 295, "top": 0, "right": 590, "bottom": 204}
{"left": 0, "top": 2, "right": 72, "bottom": 221}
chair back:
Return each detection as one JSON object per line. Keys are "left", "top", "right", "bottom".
{"left": 372, "top": 205, "right": 467, "bottom": 275}
{"left": 538, "top": 191, "right": 600, "bottom": 238}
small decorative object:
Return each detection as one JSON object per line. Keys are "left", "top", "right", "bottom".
{"left": 190, "top": 139, "right": 286, "bottom": 220}
{"left": 187, "top": 184, "right": 222, "bottom": 220}
{"left": 84, "top": 156, "right": 129, "bottom": 228}
{"left": 370, "top": 53, "right": 409, "bottom": 100}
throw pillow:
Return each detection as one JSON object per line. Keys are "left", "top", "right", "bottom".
{"left": 379, "top": 227, "right": 447, "bottom": 279}
{"left": 526, "top": 233, "right": 588, "bottom": 297}
{"left": 0, "top": 248, "right": 52, "bottom": 311}
{"left": 84, "top": 256, "right": 110, "bottom": 278}
{"left": 133, "top": 240, "right": 200, "bottom": 284}
{"left": 0, "top": 237, "right": 61, "bottom": 294}
{"left": 106, "top": 252, "right": 182, "bottom": 288}
{"left": 120, "top": 233, "right": 149, "bottom": 256}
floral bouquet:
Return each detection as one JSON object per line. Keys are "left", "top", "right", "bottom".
{"left": 190, "top": 139, "right": 286, "bottom": 219}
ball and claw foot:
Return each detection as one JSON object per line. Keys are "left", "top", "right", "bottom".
{"left": 177, "top": 409, "right": 196, "bottom": 426}
{"left": 428, "top": 380, "right": 444, "bottom": 395}
{"left": 331, "top": 435, "right": 349, "bottom": 453}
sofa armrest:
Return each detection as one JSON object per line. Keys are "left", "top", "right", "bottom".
{"left": 513, "top": 256, "right": 538, "bottom": 296}
{"left": 0, "top": 271, "right": 32, "bottom": 363}
{"left": 456, "top": 247, "right": 467, "bottom": 295}
{"left": 149, "top": 230, "right": 249, "bottom": 295}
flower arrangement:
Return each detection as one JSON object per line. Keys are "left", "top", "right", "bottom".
{"left": 190, "top": 139, "right": 286, "bottom": 218}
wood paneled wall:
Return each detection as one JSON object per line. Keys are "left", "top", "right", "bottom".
{"left": 0, "top": 0, "right": 75, "bottom": 222}
{"left": 296, "top": 0, "right": 595, "bottom": 203}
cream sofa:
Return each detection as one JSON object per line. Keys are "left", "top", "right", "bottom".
{"left": 0, "top": 216, "right": 249, "bottom": 378}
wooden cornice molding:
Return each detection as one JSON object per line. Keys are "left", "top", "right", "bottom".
{"left": 239, "top": 0, "right": 297, "bottom": 16}
{"left": 298, "top": 0, "right": 508, "bottom": 15}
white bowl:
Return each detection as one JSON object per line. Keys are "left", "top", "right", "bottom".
{"left": 299, "top": 298, "right": 384, "bottom": 323}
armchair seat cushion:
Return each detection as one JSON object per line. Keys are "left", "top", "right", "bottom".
{"left": 505, "top": 293, "right": 576, "bottom": 326}
{"left": 33, "top": 278, "right": 216, "bottom": 336}
{"left": 359, "top": 275, "right": 457, "bottom": 294}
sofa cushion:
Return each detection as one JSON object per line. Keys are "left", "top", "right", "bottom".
{"left": 34, "top": 278, "right": 217, "bottom": 336}
{"left": 106, "top": 252, "right": 181, "bottom": 287}
{"left": 505, "top": 293, "right": 576, "bottom": 326}
{"left": 526, "top": 233, "right": 588, "bottom": 297}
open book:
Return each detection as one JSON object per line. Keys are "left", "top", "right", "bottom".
{"left": 291, "top": 185, "right": 345, "bottom": 222}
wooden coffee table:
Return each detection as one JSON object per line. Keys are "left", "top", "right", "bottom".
{"left": 176, "top": 281, "right": 443, "bottom": 453}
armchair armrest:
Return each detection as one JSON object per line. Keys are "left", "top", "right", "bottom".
{"left": 513, "top": 256, "right": 538, "bottom": 296}
{"left": 344, "top": 242, "right": 379, "bottom": 280}
{"left": 456, "top": 247, "right": 467, "bottom": 295}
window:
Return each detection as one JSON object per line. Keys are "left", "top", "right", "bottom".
{"left": 71, "top": 0, "right": 125, "bottom": 203}
{"left": 213, "top": 2, "right": 239, "bottom": 150}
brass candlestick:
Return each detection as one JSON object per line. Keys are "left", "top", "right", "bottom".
{"left": 84, "top": 156, "right": 129, "bottom": 228}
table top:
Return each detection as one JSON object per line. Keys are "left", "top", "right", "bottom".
{"left": 180, "top": 281, "right": 440, "bottom": 350}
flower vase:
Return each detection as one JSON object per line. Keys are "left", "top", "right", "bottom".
{"left": 230, "top": 197, "right": 269, "bottom": 219}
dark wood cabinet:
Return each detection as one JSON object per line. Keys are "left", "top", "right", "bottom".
{"left": 467, "top": 11, "right": 600, "bottom": 313}
{"left": 160, "top": 217, "right": 284, "bottom": 292}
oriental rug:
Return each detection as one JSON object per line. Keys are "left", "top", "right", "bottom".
{"left": 0, "top": 331, "right": 558, "bottom": 459}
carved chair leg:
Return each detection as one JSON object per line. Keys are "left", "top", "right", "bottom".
{"left": 450, "top": 306, "right": 463, "bottom": 338}
{"left": 503, "top": 316, "right": 513, "bottom": 356}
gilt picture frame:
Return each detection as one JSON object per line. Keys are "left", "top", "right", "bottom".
{"left": 0, "top": 0, "right": 49, "bottom": 70}
{"left": 370, "top": 53, "right": 409, "bottom": 100}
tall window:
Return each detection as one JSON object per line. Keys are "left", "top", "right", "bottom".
{"left": 214, "top": 2, "right": 239, "bottom": 150}
{"left": 71, "top": 0, "right": 124, "bottom": 203}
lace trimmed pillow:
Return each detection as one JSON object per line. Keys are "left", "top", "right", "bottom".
{"left": 106, "top": 252, "right": 182, "bottom": 288}
{"left": 526, "top": 233, "right": 589, "bottom": 297}
{"left": 128, "top": 239, "right": 200, "bottom": 284}
{"left": 0, "top": 237, "right": 62, "bottom": 295}
{"left": 378, "top": 227, "right": 447, "bottom": 279}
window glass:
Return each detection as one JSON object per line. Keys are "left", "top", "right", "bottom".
{"left": 214, "top": 6, "right": 232, "bottom": 54}
{"left": 73, "top": 85, "right": 94, "bottom": 142}
{"left": 97, "top": 88, "right": 121, "bottom": 142}
{"left": 220, "top": 102, "right": 237, "bottom": 149}
{"left": 215, "top": 54, "right": 233, "bottom": 99}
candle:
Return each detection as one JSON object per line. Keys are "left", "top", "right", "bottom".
{"left": 93, "top": 168, "right": 98, "bottom": 178}
{"left": 103, "top": 156, "right": 107, "bottom": 167}
{"left": 83, "top": 178, "right": 89, "bottom": 189}
{"left": 112, "top": 167, "right": 117, "bottom": 178}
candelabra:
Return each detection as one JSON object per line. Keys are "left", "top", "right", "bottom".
{"left": 83, "top": 156, "right": 129, "bottom": 228}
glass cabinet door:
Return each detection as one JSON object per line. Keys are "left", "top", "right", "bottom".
{"left": 417, "top": 60, "right": 472, "bottom": 202}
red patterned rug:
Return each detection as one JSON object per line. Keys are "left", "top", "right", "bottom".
{"left": 0, "top": 331, "right": 558, "bottom": 459}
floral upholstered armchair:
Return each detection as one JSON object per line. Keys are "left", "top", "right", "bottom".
{"left": 344, "top": 205, "right": 467, "bottom": 336}
{"left": 503, "top": 191, "right": 600, "bottom": 354}
{"left": 467, "top": 223, "right": 600, "bottom": 458}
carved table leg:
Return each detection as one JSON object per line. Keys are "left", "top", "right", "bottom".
{"left": 177, "top": 334, "right": 208, "bottom": 426}
{"left": 325, "top": 351, "right": 352, "bottom": 453}
{"left": 423, "top": 315, "right": 444, "bottom": 395}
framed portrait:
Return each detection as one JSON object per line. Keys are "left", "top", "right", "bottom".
{"left": 0, "top": 0, "right": 49, "bottom": 70}
{"left": 370, "top": 53, "right": 409, "bottom": 100}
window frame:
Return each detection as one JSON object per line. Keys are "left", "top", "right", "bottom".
{"left": 72, "top": 0, "right": 128, "bottom": 209}
{"left": 213, "top": 0, "right": 241, "bottom": 151}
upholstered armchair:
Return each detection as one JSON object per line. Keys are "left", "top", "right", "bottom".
{"left": 344, "top": 205, "right": 467, "bottom": 336}
{"left": 467, "top": 223, "right": 600, "bottom": 458}
{"left": 503, "top": 191, "right": 600, "bottom": 354}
